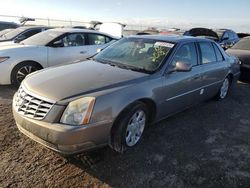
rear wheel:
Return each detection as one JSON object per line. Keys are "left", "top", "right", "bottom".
{"left": 110, "top": 102, "right": 149, "bottom": 153}
{"left": 216, "top": 77, "right": 230, "bottom": 100}
{"left": 11, "top": 62, "right": 42, "bottom": 86}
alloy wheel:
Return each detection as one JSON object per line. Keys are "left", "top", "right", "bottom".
{"left": 125, "top": 110, "right": 146, "bottom": 147}
{"left": 16, "top": 65, "right": 38, "bottom": 84}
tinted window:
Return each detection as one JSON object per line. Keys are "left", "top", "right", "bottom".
{"left": 22, "top": 29, "right": 42, "bottom": 38}
{"left": 88, "top": 34, "right": 106, "bottom": 45}
{"left": 61, "top": 33, "right": 86, "bottom": 47}
{"left": 212, "top": 43, "right": 224, "bottom": 61}
{"left": 199, "top": 42, "right": 217, "bottom": 64}
{"left": 172, "top": 43, "right": 197, "bottom": 66}
{"left": 223, "top": 32, "right": 229, "bottom": 40}
{"left": 229, "top": 32, "right": 234, "bottom": 40}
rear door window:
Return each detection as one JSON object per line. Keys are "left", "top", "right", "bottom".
{"left": 87, "top": 34, "right": 107, "bottom": 45}
{"left": 199, "top": 42, "right": 217, "bottom": 64}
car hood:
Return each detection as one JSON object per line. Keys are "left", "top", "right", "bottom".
{"left": 226, "top": 49, "right": 250, "bottom": 65}
{"left": 0, "top": 41, "right": 16, "bottom": 46}
{"left": 23, "top": 60, "right": 149, "bottom": 102}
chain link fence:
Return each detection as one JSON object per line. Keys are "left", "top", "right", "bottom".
{"left": 0, "top": 15, "right": 169, "bottom": 33}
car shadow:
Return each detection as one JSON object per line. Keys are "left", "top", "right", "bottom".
{"left": 65, "top": 82, "right": 250, "bottom": 187}
{"left": 0, "top": 85, "right": 17, "bottom": 103}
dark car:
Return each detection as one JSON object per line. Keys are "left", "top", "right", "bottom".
{"left": 0, "top": 21, "right": 19, "bottom": 31}
{"left": 237, "top": 33, "right": 250, "bottom": 39}
{"left": 226, "top": 37, "right": 250, "bottom": 80}
{"left": 215, "top": 29, "right": 240, "bottom": 49}
{"left": 183, "top": 28, "right": 219, "bottom": 42}
{"left": 0, "top": 26, "right": 51, "bottom": 43}
{"left": 13, "top": 35, "right": 240, "bottom": 155}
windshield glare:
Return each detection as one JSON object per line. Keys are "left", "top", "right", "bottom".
{"left": 1, "top": 28, "right": 25, "bottom": 39}
{"left": 95, "top": 38, "right": 174, "bottom": 72}
{"left": 232, "top": 39, "right": 250, "bottom": 50}
{"left": 22, "top": 30, "right": 63, "bottom": 46}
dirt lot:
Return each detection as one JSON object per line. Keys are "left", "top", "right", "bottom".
{"left": 1, "top": 82, "right": 250, "bottom": 188}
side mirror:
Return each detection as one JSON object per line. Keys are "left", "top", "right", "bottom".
{"left": 168, "top": 62, "right": 192, "bottom": 73}
{"left": 14, "top": 35, "right": 26, "bottom": 43}
{"left": 51, "top": 40, "right": 64, "bottom": 48}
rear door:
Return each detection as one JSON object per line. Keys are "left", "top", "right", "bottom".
{"left": 197, "top": 41, "right": 228, "bottom": 99}
{"left": 47, "top": 32, "right": 90, "bottom": 66}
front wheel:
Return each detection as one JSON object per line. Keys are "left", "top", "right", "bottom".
{"left": 11, "top": 62, "right": 41, "bottom": 86}
{"left": 110, "top": 102, "right": 149, "bottom": 153}
{"left": 216, "top": 77, "right": 230, "bottom": 100}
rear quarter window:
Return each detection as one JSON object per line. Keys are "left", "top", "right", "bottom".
{"left": 212, "top": 43, "right": 224, "bottom": 62}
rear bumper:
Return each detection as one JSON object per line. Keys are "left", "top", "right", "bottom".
{"left": 13, "top": 106, "right": 113, "bottom": 155}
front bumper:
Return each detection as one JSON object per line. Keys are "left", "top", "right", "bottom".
{"left": 13, "top": 106, "right": 113, "bottom": 155}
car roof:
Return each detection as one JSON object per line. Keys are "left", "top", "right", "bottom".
{"left": 128, "top": 34, "right": 212, "bottom": 43}
{"left": 18, "top": 25, "right": 52, "bottom": 29}
{"left": 48, "top": 28, "right": 119, "bottom": 39}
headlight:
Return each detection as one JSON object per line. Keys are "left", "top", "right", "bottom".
{"left": 0, "top": 56, "right": 9, "bottom": 63}
{"left": 60, "top": 97, "right": 95, "bottom": 126}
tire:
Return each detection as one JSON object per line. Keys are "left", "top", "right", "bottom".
{"left": 11, "top": 61, "right": 42, "bottom": 86}
{"left": 216, "top": 77, "right": 231, "bottom": 100}
{"left": 110, "top": 102, "right": 149, "bottom": 153}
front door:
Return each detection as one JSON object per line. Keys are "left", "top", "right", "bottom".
{"left": 47, "top": 33, "right": 91, "bottom": 67}
{"left": 158, "top": 42, "right": 204, "bottom": 119}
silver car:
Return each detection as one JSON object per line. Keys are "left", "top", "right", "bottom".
{"left": 13, "top": 35, "right": 240, "bottom": 155}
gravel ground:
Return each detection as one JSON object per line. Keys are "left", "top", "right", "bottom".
{"left": 0, "top": 81, "right": 250, "bottom": 188}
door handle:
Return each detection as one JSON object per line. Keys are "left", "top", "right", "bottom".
{"left": 80, "top": 51, "right": 87, "bottom": 54}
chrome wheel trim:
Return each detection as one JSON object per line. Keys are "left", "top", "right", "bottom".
{"left": 125, "top": 110, "right": 146, "bottom": 147}
{"left": 220, "top": 78, "right": 229, "bottom": 99}
{"left": 16, "top": 65, "right": 38, "bottom": 83}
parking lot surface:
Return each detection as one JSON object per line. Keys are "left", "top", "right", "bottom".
{"left": 1, "top": 82, "right": 250, "bottom": 187}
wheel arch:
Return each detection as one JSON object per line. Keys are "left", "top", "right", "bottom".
{"left": 110, "top": 98, "right": 157, "bottom": 143}
{"left": 10, "top": 60, "right": 43, "bottom": 84}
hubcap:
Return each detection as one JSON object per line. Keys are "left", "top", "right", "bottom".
{"left": 125, "top": 110, "right": 146, "bottom": 147}
{"left": 16, "top": 66, "right": 38, "bottom": 83}
{"left": 220, "top": 78, "right": 229, "bottom": 99}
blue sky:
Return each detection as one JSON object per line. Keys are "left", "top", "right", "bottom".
{"left": 1, "top": 0, "right": 250, "bottom": 32}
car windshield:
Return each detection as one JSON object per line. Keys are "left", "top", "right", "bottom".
{"left": 232, "top": 38, "right": 250, "bottom": 50}
{"left": 1, "top": 27, "right": 25, "bottom": 39}
{"left": 94, "top": 37, "right": 174, "bottom": 73}
{"left": 22, "top": 30, "right": 64, "bottom": 46}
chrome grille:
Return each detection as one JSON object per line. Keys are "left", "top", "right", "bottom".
{"left": 14, "top": 86, "right": 54, "bottom": 120}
